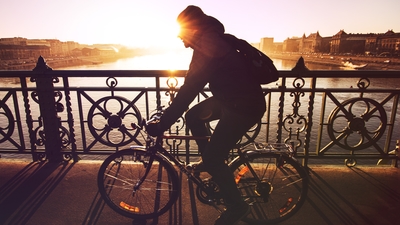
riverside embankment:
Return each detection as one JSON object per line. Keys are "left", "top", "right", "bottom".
{"left": 0, "top": 54, "right": 136, "bottom": 71}
{"left": 2, "top": 52, "right": 400, "bottom": 71}
{"left": 269, "top": 53, "right": 400, "bottom": 70}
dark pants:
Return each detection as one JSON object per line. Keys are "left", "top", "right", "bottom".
{"left": 185, "top": 97, "right": 263, "bottom": 206}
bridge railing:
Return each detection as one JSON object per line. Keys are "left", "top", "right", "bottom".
{"left": 0, "top": 56, "right": 399, "bottom": 167}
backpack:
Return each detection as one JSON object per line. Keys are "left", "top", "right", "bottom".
{"left": 222, "top": 33, "right": 279, "bottom": 84}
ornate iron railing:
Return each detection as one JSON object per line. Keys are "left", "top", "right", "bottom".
{"left": 0, "top": 56, "right": 399, "bottom": 166}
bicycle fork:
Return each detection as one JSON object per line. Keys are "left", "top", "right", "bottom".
{"left": 132, "top": 154, "right": 155, "bottom": 195}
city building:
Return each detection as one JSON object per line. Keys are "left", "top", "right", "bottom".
{"left": 278, "top": 30, "right": 400, "bottom": 56}
{"left": 0, "top": 44, "right": 50, "bottom": 60}
{"left": 260, "top": 37, "right": 274, "bottom": 53}
{"left": 1, "top": 30, "right": 400, "bottom": 61}
{"left": 299, "top": 32, "right": 322, "bottom": 53}
{"left": 330, "top": 30, "right": 371, "bottom": 54}
{"left": 0, "top": 37, "right": 117, "bottom": 60}
{"left": 0, "top": 37, "right": 27, "bottom": 46}
{"left": 283, "top": 37, "right": 300, "bottom": 52}
{"left": 379, "top": 30, "right": 400, "bottom": 56}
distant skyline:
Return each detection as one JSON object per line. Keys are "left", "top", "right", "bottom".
{"left": 1, "top": 0, "right": 399, "bottom": 48}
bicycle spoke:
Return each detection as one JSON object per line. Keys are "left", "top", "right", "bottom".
{"left": 97, "top": 149, "right": 180, "bottom": 219}
{"left": 230, "top": 152, "right": 308, "bottom": 224}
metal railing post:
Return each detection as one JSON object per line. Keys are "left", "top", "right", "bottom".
{"left": 32, "top": 56, "right": 63, "bottom": 162}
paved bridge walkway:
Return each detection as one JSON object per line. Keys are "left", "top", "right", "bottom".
{"left": 0, "top": 159, "right": 399, "bottom": 225}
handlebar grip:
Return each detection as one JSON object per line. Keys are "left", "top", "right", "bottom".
{"left": 146, "top": 116, "right": 161, "bottom": 126}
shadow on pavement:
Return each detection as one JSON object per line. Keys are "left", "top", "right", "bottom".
{"left": 0, "top": 162, "right": 74, "bottom": 224}
{"left": 1, "top": 161, "right": 399, "bottom": 225}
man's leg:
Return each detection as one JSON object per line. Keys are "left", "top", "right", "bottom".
{"left": 185, "top": 97, "right": 221, "bottom": 154}
{"left": 202, "top": 108, "right": 263, "bottom": 225}
{"left": 201, "top": 108, "right": 259, "bottom": 206}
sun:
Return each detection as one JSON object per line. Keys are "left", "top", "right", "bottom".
{"left": 113, "top": 16, "right": 183, "bottom": 49}
{"left": 157, "top": 21, "right": 182, "bottom": 48}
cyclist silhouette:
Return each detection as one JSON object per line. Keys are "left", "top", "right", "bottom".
{"left": 147, "top": 5, "right": 266, "bottom": 225}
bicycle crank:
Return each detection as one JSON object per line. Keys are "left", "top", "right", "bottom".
{"left": 196, "top": 178, "right": 223, "bottom": 205}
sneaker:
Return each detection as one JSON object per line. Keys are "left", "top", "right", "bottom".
{"left": 214, "top": 201, "right": 250, "bottom": 225}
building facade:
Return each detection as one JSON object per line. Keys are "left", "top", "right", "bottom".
{"left": 330, "top": 30, "right": 370, "bottom": 54}
{"left": 299, "top": 32, "right": 322, "bottom": 53}
{"left": 283, "top": 37, "right": 300, "bottom": 52}
{"left": 0, "top": 44, "right": 50, "bottom": 60}
{"left": 375, "top": 30, "right": 400, "bottom": 56}
{"left": 0, "top": 37, "right": 114, "bottom": 60}
{"left": 260, "top": 37, "right": 274, "bottom": 53}
{"left": 0, "top": 37, "right": 27, "bottom": 46}
{"left": 278, "top": 30, "right": 400, "bottom": 56}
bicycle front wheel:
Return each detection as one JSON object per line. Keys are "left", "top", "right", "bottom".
{"left": 97, "top": 149, "right": 180, "bottom": 219}
{"left": 229, "top": 152, "right": 308, "bottom": 224}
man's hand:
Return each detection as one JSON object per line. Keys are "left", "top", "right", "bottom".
{"left": 146, "top": 121, "right": 163, "bottom": 137}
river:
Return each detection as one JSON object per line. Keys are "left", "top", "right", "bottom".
{"left": 57, "top": 51, "right": 342, "bottom": 71}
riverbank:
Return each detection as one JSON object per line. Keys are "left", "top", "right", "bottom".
{"left": 2, "top": 52, "right": 400, "bottom": 71}
{"left": 269, "top": 53, "right": 400, "bottom": 70}
{"left": 0, "top": 54, "right": 137, "bottom": 71}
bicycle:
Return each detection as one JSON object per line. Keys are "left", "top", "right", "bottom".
{"left": 97, "top": 115, "right": 309, "bottom": 224}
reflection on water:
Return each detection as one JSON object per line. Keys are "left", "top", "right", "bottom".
{"left": 59, "top": 53, "right": 341, "bottom": 71}
{"left": 264, "top": 57, "right": 343, "bottom": 70}
{"left": 271, "top": 58, "right": 308, "bottom": 70}
{"left": 58, "top": 51, "right": 192, "bottom": 71}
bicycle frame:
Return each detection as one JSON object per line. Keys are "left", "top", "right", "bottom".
{"left": 235, "top": 148, "right": 265, "bottom": 184}
{"left": 130, "top": 134, "right": 213, "bottom": 201}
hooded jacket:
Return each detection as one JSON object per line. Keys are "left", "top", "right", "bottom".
{"left": 160, "top": 15, "right": 266, "bottom": 131}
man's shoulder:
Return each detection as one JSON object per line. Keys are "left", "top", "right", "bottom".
{"left": 198, "top": 32, "right": 230, "bottom": 57}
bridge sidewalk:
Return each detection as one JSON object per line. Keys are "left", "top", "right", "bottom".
{"left": 0, "top": 159, "right": 399, "bottom": 225}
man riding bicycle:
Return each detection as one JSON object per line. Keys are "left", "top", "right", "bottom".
{"left": 147, "top": 5, "right": 266, "bottom": 225}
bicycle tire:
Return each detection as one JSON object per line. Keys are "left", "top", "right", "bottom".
{"left": 97, "top": 148, "right": 180, "bottom": 219}
{"left": 229, "top": 152, "right": 308, "bottom": 224}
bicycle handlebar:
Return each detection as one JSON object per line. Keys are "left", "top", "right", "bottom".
{"left": 130, "top": 107, "right": 164, "bottom": 133}
{"left": 146, "top": 115, "right": 161, "bottom": 125}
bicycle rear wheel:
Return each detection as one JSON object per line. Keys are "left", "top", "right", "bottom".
{"left": 229, "top": 152, "right": 308, "bottom": 224}
{"left": 97, "top": 149, "right": 180, "bottom": 219}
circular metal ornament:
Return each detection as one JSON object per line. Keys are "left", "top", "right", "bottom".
{"left": 327, "top": 98, "right": 387, "bottom": 150}
{"left": 87, "top": 96, "right": 142, "bottom": 147}
{"left": 0, "top": 102, "right": 15, "bottom": 143}
{"left": 345, "top": 158, "right": 357, "bottom": 167}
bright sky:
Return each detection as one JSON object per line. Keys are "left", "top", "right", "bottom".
{"left": 1, "top": 0, "right": 399, "bottom": 48}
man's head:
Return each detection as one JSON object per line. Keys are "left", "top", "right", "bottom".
{"left": 177, "top": 5, "right": 206, "bottom": 31}
{"left": 176, "top": 5, "right": 225, "bottom": 48}
{"left": 176, "top": 5, "right": 206, "bottom": 48}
